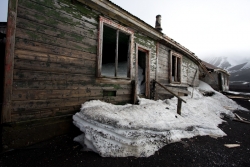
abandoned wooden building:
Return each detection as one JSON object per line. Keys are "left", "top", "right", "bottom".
{"left": 1, "top": 0, "right": 204, "bottom": 149}
{"left": 200, "top": 60, "right": 230, "bottom": 92}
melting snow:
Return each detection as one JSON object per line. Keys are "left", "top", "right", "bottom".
{"left": 73, "top": 81, "right": 247, "bottom": 157}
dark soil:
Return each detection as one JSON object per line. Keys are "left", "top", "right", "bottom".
{"left": 1, "top": 99, "right": 250, "bottom": 167}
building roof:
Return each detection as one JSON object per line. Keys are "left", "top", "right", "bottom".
{"left": 80, "top": 0, "right": 201, "bottom": 64}
{"left": 107, "top": 0, "right": 196, "bottom": 55}
{"left": 202, "top": 60, "right": 230, "bottom": 75}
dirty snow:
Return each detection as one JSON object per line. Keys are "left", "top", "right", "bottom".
{"left": 73, "top": 81, "right": 247, "bottom": 157}
{"left": 226, "top": 91, "right": 250, "bottom": 96}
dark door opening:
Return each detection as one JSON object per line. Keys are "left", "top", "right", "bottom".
{"left": 137, "top": 50, "right": 146, "bottom": 96}
{"left": 0, "top": 22, "right": 6, "bottom": 123}
{"left": 218, "top": 73, "right": 223, "bottom": 91}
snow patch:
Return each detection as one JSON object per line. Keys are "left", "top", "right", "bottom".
{"left": 101, "top": 62, "right": 127, "bottom": 78}
{"left": 73, "top": 81, "right": 247, "bottom": 157}
{"left": 241, "top": 62, "right": 250, "bottom": 70}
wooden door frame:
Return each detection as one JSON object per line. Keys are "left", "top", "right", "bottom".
{"left": 135, "top": 43, "right": 151, "bottom": 99}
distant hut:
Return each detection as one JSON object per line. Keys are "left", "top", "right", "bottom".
{"left": 200, "top": 60, "right": 230, "bottom": 91}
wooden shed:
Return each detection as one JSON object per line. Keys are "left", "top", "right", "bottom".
{"left": 200, "top": 60, "right": 230, "bottom": 92}
{"left": 1, "top": 0, "right": 202, "bottom": 149}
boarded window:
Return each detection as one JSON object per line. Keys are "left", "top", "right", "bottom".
{"left": 170, "top": 51, "right": 182, "bottom": 83}
{"left": 98, "top": 17, "right": 134, "bottom": 78}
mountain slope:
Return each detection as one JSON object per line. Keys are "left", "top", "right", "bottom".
{"left": 205, "top": 56, "right": 250, "bottom": 82}
{"left": 229, "top": 68, "right": 250, "bottom": 82}
{"left": 205, "top": 57, "right": 232, "bottom": 69}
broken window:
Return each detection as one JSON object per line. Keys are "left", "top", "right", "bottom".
{"left": 98, "top": 17, "right": 134, "bottom": 78}
{"left": 170, "top": 51, "right": 181, "bottom": 83}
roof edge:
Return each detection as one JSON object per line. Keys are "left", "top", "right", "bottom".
{"left": 77, "top": 0, "right": 200, "bottom": 63}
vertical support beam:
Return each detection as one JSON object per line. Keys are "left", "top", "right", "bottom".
{"left": 177, "top": 99, "right": 182, "bottom": 115}
{"left": 179, "top": 56, "right": 182, "bottom": 83}
{"left": 133, "top": 44, "right": 139, "bottom": 104}
{"left": 115, "top": 30, "right": 119, "bottom": 77}
{"left": 145, "top": 49, "right": 150, "bottom": 98}
{"left": 169, "top": 50, "right": 172, "bottom": 83}
{"left": 174, "top": 56, "right": 177, "bottom": 82}
{"left": 127, "top": 35, "right": 131, "bottom": 78}
{"left": 2, "top": 0, "right": 18, "bottom": 123}
{"left": 155, "top": 42, "right": 159, "bottom": 81}
{"left": 154, "top": 42, "right": 159, "bottom": 100}
{"left": 97, "top": 17, "right": 104, "bottom": 77}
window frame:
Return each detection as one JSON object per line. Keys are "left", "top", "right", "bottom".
{"left": 97, "top": 16, "right": 134, "bottom": 79}
{"left": 169, "top": 50, "right": 182, "bottom": 83}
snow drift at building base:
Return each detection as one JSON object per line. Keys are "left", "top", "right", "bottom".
{"left": 73, "top": 81, "right": 247, "bottom": 157}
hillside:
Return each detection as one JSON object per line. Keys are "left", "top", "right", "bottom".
{"left": 205, "top": 56, "right": 250, "bottom": 82}
{"left": 205, "top": 57, "right": 232, "bottom": 69}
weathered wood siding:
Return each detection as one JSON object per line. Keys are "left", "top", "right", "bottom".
{"left": 182, "top": 56, "right": 199, "bottom": 86}
{"left": 134, "top": 33, "right": 157, "bottom": 80}
{"left": 200, "top": 72, "right": 229, "bottom": 91}
{"left": 157, "top": 44, "right": 169, "bottom": 84}
{"left": 200, "top": 72, "right": 219, "bottom": 90}
{"left": 155, "top": 44, "right": 199, "bottom": 99}
{"left": 11, "top": 0, "right": 132, "bottom": 122}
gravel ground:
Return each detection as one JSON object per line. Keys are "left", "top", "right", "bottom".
{"left": 1, "top": 98, "right": 250, "bottom": 167}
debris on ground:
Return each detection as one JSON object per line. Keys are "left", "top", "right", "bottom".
{"left": 224, "top": 144, "right": 240, "bottom": 148}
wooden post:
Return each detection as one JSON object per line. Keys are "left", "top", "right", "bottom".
{"left": 2, "top": 0, "right": 18, "bottom": 123}
{"left": 177, "top": 99, "right": 182, "bottom": 115}
{"left": 115, "top": 30, "right": 119, "bottom": 77}
{"left": 153, "top": 80, "right": 186, "bottom": 103}
{"left": 191, "top": 69, "right": 198, "bottom": 98}
{"left": 97, "top": 17, "right": 104, "bottom": 77}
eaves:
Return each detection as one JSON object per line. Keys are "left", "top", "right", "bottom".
{"left": 77, "top": 0, "right": 200, "bottom": 64}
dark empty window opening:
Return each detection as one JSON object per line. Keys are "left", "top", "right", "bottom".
{"left": 101, "top": 25, "right": 130, "bottom": 78}
{"left": 103, "top": 90, "right": 117, "bottom": 97}
{"left": 137, "top": 50, "right": 146, "bottom": 95}
{"left": 171, "top": 54, "right": 181, "bottom": 83}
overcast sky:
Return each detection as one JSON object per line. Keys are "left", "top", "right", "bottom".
{"left": 0, "top": 0, "right": 8, "bottom": 22}
{"left": 1, "top": 0, "right": 249, "bottom": 61}
{"left": 110, "top": 0, "right": 250, "bottom": 61}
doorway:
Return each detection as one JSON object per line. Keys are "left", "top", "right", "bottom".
{"left": 218, "top": 73, "right": 223, "bottom": 91}
{"left": 136, "top": 45, "right": 150, "bottom": 98}
{"left": 0, "top": 22, "right": 6, "bottom": 123}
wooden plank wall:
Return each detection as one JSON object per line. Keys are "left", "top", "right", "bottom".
{"left": 11, "top": 0, "right": 132, "bottom": 122}
{"left": 155, "top": 44, "right": 170, "bottom": 99}
{"left": 182, "top": 56, "right": 199, "bottom": 87}
{"left": 157, "top": 44, "right": 169, "bottom": 85}
{"left": 200, "top": 72, "right": 218, "bottom": 90}
{"left": 134, "top": 33, "right": 157, "bottom": 80}
{"left": 156, "top": 44, "right": 198, "bottom": 99}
